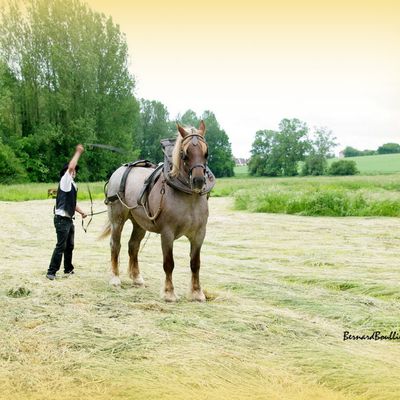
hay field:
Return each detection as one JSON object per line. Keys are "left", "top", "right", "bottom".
{"left": 328, "top": 153, "right": 400, "bottom": 175}
{"left": 1, "top": 198, "right": 400, "bottom": 400}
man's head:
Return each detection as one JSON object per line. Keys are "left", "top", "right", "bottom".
{"left": 60, "top": 163, "right": 79, "bottom": 178}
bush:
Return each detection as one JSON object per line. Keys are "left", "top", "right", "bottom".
{"left": 301, "top": 154, "right": 327, "bottom": 176}
{"left": 328, "top": 160, "right": 359, "bottom": 176}
{"left": 0, "top": 141, "right": 27, "bottom": 183}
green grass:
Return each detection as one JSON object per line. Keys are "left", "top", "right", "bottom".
{"left": 328, "top": 153, "right": 400, "bottom": 175}
{"left": 0, "top": 181, "right": 107, "bottom": 201}
{"left": 233, "top": 186, "right": 400, "bottom": 217}
{"left": 233, "top": 165, "right": 249, "bottom": 176}
{"left": 2, "top": 172, "right": 400, "bottom": 217}
{"left": 211, "top": 174, "right": 400, "bottom": 217}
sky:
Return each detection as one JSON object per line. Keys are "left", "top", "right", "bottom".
{"left": 80, "top": 1, "right": 399, "bottom": 156}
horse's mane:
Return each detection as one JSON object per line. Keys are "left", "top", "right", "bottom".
{"left": 171, "top": 126, "right": 197, "bottom": 177}
{"left": 171, "top": 128, "right": 186, "bottom": 177}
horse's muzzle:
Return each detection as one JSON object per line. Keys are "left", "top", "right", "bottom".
{"left": 189, "top": 164, "right": 207, "bottom": 193}
{"left": 191, "top": 176, "right": 206, "bottom": 193}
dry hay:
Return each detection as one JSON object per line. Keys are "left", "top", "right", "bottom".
{"left": 0, "top": 198, "right": 400, "bottom": 399}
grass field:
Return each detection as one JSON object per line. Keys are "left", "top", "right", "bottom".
{"left": 1, "top": 198, "right": 400, "bottom": 400}
{"left": 1, "top": 173, "right": 399, "bottom": 217}
{"left": 0, "top": 181, "right": 107, "bottom": 202}
{"left": 328, "top": 153, "right": 400, "bottom": 175}
{"left": 218, "top": 174, "right": 400, "bottom": 216}
{"left": 235, "top": 153, "right": 400, "bottom": 176}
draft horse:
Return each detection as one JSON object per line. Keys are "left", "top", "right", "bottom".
{"left": 101, "top": 121, "right": 211, "bottom": 302}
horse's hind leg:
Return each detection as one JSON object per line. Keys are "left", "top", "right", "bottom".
{"left": 128, "top": 220, "right": 146, "bottom": 287}
{"left": 188, "top": 229, "right": 206, "bottom": 302}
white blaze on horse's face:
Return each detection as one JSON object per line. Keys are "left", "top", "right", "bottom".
{"left": 177, "top": 121, "right": 208, "bottom": 193}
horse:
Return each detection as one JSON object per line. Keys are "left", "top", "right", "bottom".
{"left": 100, "top": 121, "right": 212, "bottom": 302}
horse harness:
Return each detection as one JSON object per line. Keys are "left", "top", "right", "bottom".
{"left": 105, "top": 135, "right": 215, "bottom": 222}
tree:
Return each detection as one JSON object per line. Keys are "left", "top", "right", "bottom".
{"left": 361, "top": 149, "right": 376, "bottom": 156}
{"left": 178, "top": 110, "right": 234, "bottom": 177}
{"left": 0, "top": 0, "right": 140, "bottom": 181}
{"left": 180, "top": 109, "right": 199, "bottom": 127}
{"left": 0, "top": 62, "right": 20, "bottom": 144}
{"left": 201, "top": 111, "right": 235, "bottom": 177}
{"left": 277, "top": 119, "right": 310, "bottom": 176}
{"left": 342, "top": 146, "right": 361, "bottom": 157}
{"left": 138, "top": 99, "right": 172, "bottom": 163}
{"left": 302, "top": 127, "right": 337, "bottom": 176}
{"left": 249, "top": 118, "right": 310, "bottom": 176}
{"left": 248, "top": 130, "right": 281, "bottom": 176}
{"left": 377, "top": 143, "right": 400, "bottom": 154}
{"left": 0, "top": 138, "right": 27, "bottom": 183}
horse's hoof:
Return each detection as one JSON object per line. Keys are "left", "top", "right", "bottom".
{"left": 132, "top": 275, "right": 145, "bottom": 287}
{"left": 189, "top": 290, "right": 206, "bottom": 302}
{"left": 109, "top": 276, "right": 121, "bottom": 287}
{"left": 163, "top": 291, "right": 178, "bottom": 303}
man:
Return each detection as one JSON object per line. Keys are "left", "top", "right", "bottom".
{"left": 46, "top": 144, "right": 88, "bottom": 280}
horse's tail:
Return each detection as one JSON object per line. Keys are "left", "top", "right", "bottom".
{"left": 99, "top": 217, "right": 111, "bottom": 240}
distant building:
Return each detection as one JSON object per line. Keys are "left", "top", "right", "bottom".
{"left": 234, "top": 158, "right": 248, "bottom": 166}
{"left": 338, "top": 151, "right": 345, "bottom": 158}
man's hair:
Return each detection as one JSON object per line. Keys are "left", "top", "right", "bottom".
{"left": 60, "top": 163, "right": 79, "bottom": 178}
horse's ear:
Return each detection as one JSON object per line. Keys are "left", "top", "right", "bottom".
{"left": 177, "top": 123, "right": 187, "bottom": 138}
{"left": 198, "top": 120, "right": 206, "bottom": 136}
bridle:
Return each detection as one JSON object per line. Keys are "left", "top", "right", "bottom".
{"left": 179, "top": 134, "right": 208, "bottom": 190}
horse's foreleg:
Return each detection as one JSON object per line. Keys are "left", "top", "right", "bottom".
{"left": 188, "top": 230, "right": 206, "bottom": 302}
{"left": 161, "top": 233, "right": 177, "bottom": 302}
{"left": 109, "top": 221, "right": 124, "bottom": 287}
{"left": 128, "top": 222, "right": 146, "bottom": 287}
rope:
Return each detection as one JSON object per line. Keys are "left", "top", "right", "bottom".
{"left": 81, "top": 186, "right": 108, "bottom": 232}
{"left": 142, "top": 180, "right": 165, "bottom": 222}
{"left": 139, "top": 232, "right": 151, "bottom": 253}
{"left": 116, "top": 180, "right": 165, "bottom": 223}
{"left": 82, "top": 183, "right": 94, "bottom": 233}
{"left": 116, "top": 192, "right": 140, "bottom": 210}
{"left": 90, "top": 209, "right": 108, "bottom": 216}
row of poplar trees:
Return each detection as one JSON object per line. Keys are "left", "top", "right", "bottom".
{"left": 0, "top": 0, "right": 234, "bottom": 183}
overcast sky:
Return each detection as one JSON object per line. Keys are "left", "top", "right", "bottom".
{"left": 86, "top": 1, "right": 399, "bottom": 157}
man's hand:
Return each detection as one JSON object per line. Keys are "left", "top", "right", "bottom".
{"left": 81, "top": 212, "right": 88, "bottom": 219}
{"left": 76, "top": 144, "right": 85, "bottom": 154}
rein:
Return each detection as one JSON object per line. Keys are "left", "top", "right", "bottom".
{"left": 79, "top": 142, "right": 122, "bottom": 232}
{"left": 81, "top": 183, "right": 108, "bottom": 233}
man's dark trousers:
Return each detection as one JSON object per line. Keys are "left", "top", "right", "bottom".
{"left": 48, "top": 215, "right": 75, "bottom": 275}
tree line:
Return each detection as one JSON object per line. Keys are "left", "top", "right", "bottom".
{"left": 0, "top": 0, "right": 234, "bottom": 183}
{"left": 342, "top": 143, "right": 400, "bottom": 157}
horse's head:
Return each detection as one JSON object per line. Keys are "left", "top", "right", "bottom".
{"left": 173, "top": 121, "right": 208, "bottom": 193}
